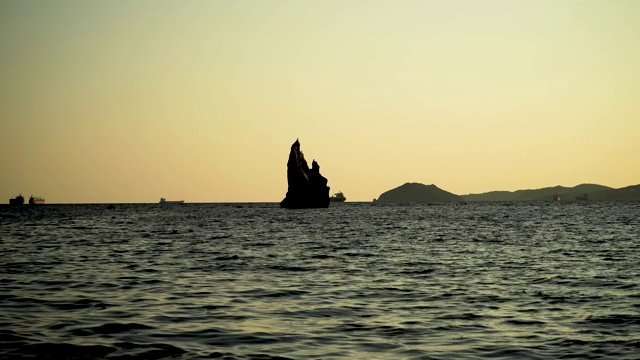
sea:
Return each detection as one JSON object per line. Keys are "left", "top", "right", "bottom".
{"left": 1, "top": 202, "right": 639, "bottom": 360}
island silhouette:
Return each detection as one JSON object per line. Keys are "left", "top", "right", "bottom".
{"left": 374, "top": 183, "right": 464, "bottom": 203}
{"left": 373, "top": 183, "right": 640, "bottom": 202}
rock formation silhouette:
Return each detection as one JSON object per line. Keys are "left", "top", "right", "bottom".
{"left": 280, "top": 139, "right": 330, "bottom": 209}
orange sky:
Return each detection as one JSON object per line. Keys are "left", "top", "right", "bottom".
{"left": 1, "top": 0, "right": 639, "bottom": 203}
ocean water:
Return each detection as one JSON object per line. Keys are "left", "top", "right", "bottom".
{"left": 1, "top": 202, "right": 639, "bottom": 359}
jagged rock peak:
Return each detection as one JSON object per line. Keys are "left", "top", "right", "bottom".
{"left": 280, "top": 139, "right": 330, "bottom": 209}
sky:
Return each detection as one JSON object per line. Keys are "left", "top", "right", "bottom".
{"left": 1, "top": 0, "right": 639, "bottom": 203}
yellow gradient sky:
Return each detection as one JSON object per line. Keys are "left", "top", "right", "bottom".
{"left": 1, "top": 0, "right": 639, "bottom": 203}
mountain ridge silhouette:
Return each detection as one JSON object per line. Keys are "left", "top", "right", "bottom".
{"left": 373, "top": 183, "right": 640, "bottom": 202}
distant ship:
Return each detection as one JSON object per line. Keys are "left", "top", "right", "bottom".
{"left": 575, "top": 194, "right": 588, "bottom": 201}
{"left": 553, "top": 194, "right": 560, "bottom": 202}
{"left": 29, "top": 196, "right": 45, "bottom": 205}
{"left": 330, "top": 191, "right": 346, "bottom": 202}
{"left": 9, "top": 194, "right": 24, "bottom": 205}
{"left": 159, "top": 198, "right": 184, "bottom": 204}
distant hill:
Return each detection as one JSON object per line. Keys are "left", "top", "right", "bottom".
{"left": 374, "top": 183, "right": 464, "bottom": 203}
{"left": 462, "top": 183, "right": 614, "bottom": 201}
{"left": 587, "top": 184, "right": 640, "bottom": 201}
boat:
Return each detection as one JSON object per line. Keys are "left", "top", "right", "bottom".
{"left": 9, "top": 194, "right": 24, "bottom": 205}
{"left": 330, "top": 191, "right": 346, "bottom": 202}
{"left": 575, "top": 194, "right": 588, "bottom": 201}
{"left": 29, "top": 196, "right": 45, "bottom": 205}
{"left": 553, "top": 193, "right": 560, "bottom": 202}
{"left": 159, "top": 198, "right": 184, "bottom": 204}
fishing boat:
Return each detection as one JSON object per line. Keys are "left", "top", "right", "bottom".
{"left": 9, "top": 194, "right": 24, "bottom": 205}
{"left": 159, "top": 198, "right": 184, "bottom": 205}
{"left": 29, "top": 196, "right": 45, "bottom": 205}
{"left": 330, "top": 191, "right": 346, "bottom": 202}
{"left": 553, "top": 194, "right": 560, "bottom": 202}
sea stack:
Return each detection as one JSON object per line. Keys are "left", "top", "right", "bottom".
{"left": 280, "top": 139, "right": 330, "bottom": 209}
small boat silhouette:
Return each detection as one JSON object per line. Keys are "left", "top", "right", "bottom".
{"left": 330, "top": 191, "right": 346, "bottom": 202}
{"left": 9, "top": 194, "right": 24, "bottom": 205}
{"left": 159, "top": 198, "right": 184, "bottom": 204}
{"left": 29, "top": 196, "right": 45, "bottom": 205}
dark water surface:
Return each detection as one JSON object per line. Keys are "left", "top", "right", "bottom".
{"left": 1, "top": 202, "right": 639, "bottom": 359}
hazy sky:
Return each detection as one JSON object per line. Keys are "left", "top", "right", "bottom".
{"left": 1, "top": 0, "right": 639, "bottom": 203}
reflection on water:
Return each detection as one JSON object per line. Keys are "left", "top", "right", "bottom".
{"left": 1, "top": 202, "right": 639, "bottom": 359}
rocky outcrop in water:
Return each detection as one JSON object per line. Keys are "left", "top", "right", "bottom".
{"left": 280, "top": 139, "right": 330, "bottom": 209}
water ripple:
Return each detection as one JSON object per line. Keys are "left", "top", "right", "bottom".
{"left": 1, "top": 202, "right": 639, "bottom": 359}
